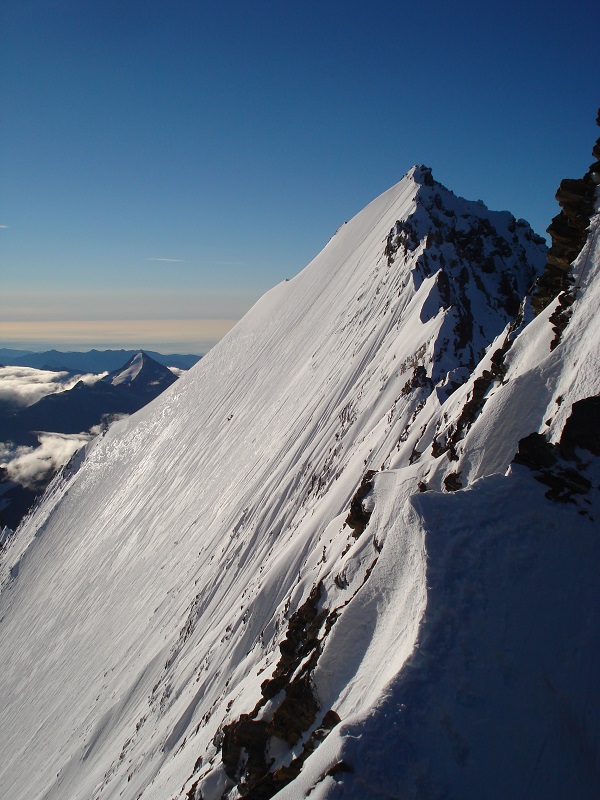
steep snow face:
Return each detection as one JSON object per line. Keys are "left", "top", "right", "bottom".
{"left": 2, "top": 167, "right": 595, "bottom": 800}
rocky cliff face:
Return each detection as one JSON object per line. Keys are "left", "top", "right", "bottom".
{"left": 532, "top": 108, "right": 600, "bottom": 346}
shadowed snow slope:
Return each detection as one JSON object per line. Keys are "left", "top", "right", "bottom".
{"left": 0, "top": 168, "right": 598, "bottom": 800}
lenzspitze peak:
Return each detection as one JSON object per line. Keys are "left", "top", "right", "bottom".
{"left": 0, "top": 134, "right": 598, "bottom": 800}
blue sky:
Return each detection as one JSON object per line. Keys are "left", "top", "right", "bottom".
{"left": 1, "top": 0, "right": 598, "bottom": 353}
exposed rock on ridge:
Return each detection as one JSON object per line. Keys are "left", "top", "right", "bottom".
{"left": 384, "top": 166, "right": 544, "bottom": 387}
{"left": 531, "top": 108, "right": 600, "bottom": 339}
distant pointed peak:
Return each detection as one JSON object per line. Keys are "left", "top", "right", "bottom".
{"left": 102, "top": 350, "right": 176, "bottom": 389}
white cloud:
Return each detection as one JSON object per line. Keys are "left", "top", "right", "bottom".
{"left": 149, "top": 257, "right": 186, "bottom": 262}
{"left": 1, "top": 412, "right": 129, "bottom": 490}
{"left": 0, "top": 367, "right": 107, "bottom": 409}
{"left": 0, "top": 441, "right": 31, "bottom": 463}
{"left": 73, "top": 372, "right": 108, "bottom": 388}
{"left": 0, "top": 433, "right": 91, "bottom": 490}
{"left": 167, "top": 366, "right": 186, "bottom": 377}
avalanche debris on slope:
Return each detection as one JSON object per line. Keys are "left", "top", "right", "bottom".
{"left": 0, "top": 161, "right": 597, "bottom": 800}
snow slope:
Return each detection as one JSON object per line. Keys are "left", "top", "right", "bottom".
{"left": 0, "top": 167, "right": 598, "bottom": 800}
{"left": 278, "top": 468, "right": 600, "bottom": 800}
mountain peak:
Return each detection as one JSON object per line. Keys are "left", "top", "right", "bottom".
{"left": 407, "top": 163, "right": 434, "bottom": 187}
{"left": 378, "top": 171, "right": 546, "bottom": 385}
{"left": 103, "top": 350, "right": 177, "bottom": 391}
{"left": 0, "top": 158, "right": 596, "bottom": 800}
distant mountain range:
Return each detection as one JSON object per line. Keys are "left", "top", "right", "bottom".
{"left": 0, "top": 347, "right": 201, "bottom": 372}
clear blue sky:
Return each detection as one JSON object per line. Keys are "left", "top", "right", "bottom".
{"left": 1, "top": 0, "right": 598, "bottom": 353}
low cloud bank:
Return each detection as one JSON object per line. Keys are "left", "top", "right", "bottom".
{"left": 0, "top": 413, "right": 129, "bottom": 491}
{"left": 0, "top": 367, "right": 107, "bottom": 409}
{"left": 0, "top": 433, "right": 91, "bottom": 490}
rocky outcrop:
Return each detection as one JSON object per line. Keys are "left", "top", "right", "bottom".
{"left": 386, "top": 170, "right": 544, "bottom": 384}
{"left": 213, "top": 585, "right": 340, "bottom": 800}
{"left": 559, "top": 395, "right": 600, "bottom": 458}
{"left": 432, "top": 341, "right": 509, "bottom": 465}
{"left": 513, "top": 395, "right": 600, "bottom": 507}
{"left": 401, "top": 364, "right": 434, "bottom": 397}
{"left": 344, "top": 470, "right": 377, "bottom": 536}
{"left": 531, "top": 110, "right": 600, "bottom": 325}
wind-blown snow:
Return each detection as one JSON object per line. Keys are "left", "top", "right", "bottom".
{"left": 0, "top": 168, "right": 597, "bottom": 800}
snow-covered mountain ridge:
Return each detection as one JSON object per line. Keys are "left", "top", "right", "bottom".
{"left": 0, "top": 162, "right": 598, "bottom": 800}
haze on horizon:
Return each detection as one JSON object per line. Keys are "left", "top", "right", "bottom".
{"left": 1, "top": 0, "right": 598, "bottom": 354}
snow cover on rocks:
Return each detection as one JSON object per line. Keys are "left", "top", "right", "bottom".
{"left": 0, "top": 168, "right": 598, "bottom": 800}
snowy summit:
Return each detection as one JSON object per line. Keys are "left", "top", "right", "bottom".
{"left": 0, "top": 159, "right": 599, "bottom": 800}
{"left": 102, "top": 351, "right": 178, "bottom": 393}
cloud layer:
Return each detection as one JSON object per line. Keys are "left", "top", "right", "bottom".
{"left": 0, "top": 433, "right": 91, "bottom": 490}
{"left": 0, "top": 319, "right": 237, "bottom": 354}
{"left": 0, "top": 366, "right": 107, "bottom": 409}
{"left": 1, "top": 412, "right": 129, "bottom": 491}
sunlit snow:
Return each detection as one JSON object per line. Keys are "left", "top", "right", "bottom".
{"left": 0, "top": 168, "right": 598, "bottom": 800}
